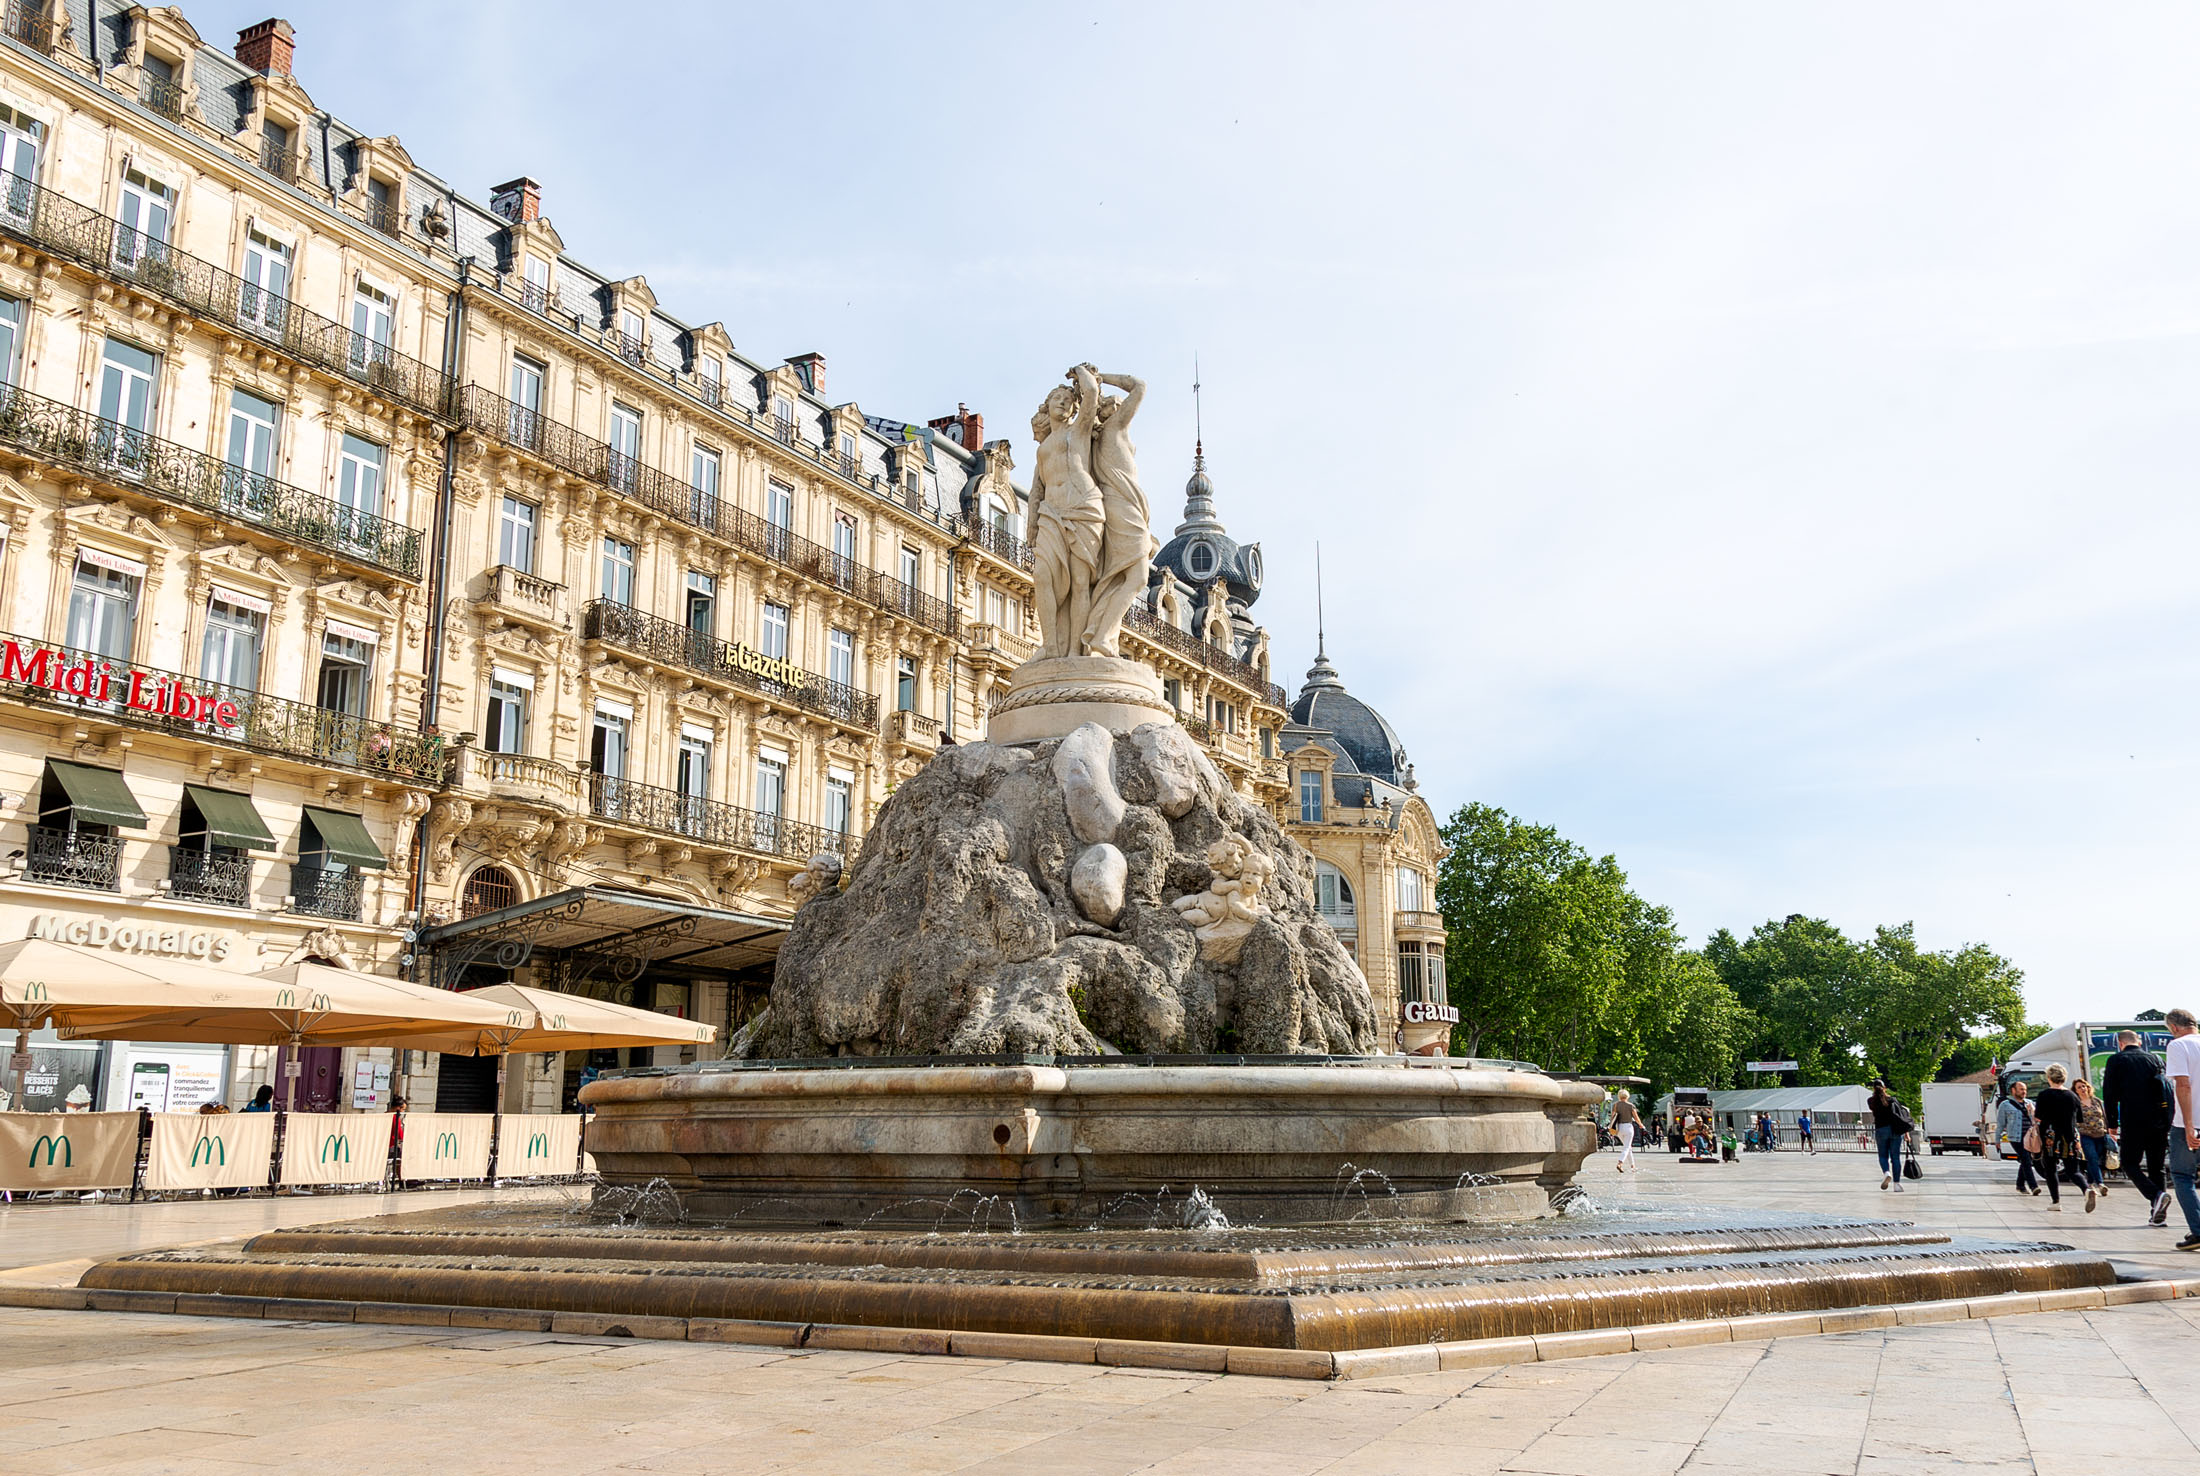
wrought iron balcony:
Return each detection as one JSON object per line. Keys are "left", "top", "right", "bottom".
{"left": 258, "top": 137, "right": 299, "bottom": 185}
{"left": 586, "top": 772, "right": 856, "bottom": 867}
{"left": 1177, "top": 710, "right": 1217, "bottom": 744}
{"left": 614, "top": 332, "right": 648, "bottom": 368}
{"left": 139, "top": 72, "right": 187, "bottom": 121}
{"left": 290, "top": 862, "right": 362, "bottom": 921}
{"left": 351, "top": 194, "right": 404, "bottom": 239}
{"left": 24, "top": 826, "right": 120, "bottom": 891}
{"left": 0, "top": 172, "right": 451, "bottom": 421}
{"left": 0, "top": 628, "right": 448, "bottom": 782}
{"left": 0, "top": 384, "right": 423, "bottom": 578}
{"left": 2, "top": 0, "right": 52, "bottom": 49}
{"left": 1124, "top": 603, "right": 1283, "bottom": 707}
{"left": 582, "top": 599, "right": 878, "bottom": 731}
{"left": 168, "top": 845, "right": 251, "bottom": 907}
{"left": 518, "top": 278, "right": 550, "bottom": 314}
{"left": 966, "top": 519, "right": 1033, "bottom": 569}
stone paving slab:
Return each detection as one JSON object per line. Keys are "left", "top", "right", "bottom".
{"left": 0, "top": 1149, "right": 2197, "bottom": 1469}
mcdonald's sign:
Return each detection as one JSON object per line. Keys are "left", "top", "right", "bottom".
{"left": 28, "top": 1133, "right": 69, "bottom": 1168}
{"left": 525, "top": 1132, "right": 550, "bottom": 1161}
{"left": 320, "top": 1134, "right": 351, "bottom": 1165}
{"left": 275, "top": 988, "right": 296, "bottom": 1007}
{"left": 434, "top": 1132, "right": 460, "bottom": 1160}
{"left": 21, "top": 981, "right": 47, "bottom": 1002}
{"left": 189, "top": 1134, "right": 226, "bottom": 1168}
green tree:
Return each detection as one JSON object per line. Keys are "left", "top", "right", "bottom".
{"left": 1855, "top": 925, "right": 2027, "bottom": 1102}
{"left": 1937, "top": 1021, "right": 2050, "bottom": 1081}
{"left": 1704, "top": 916, "right": 1875, "bottom": 1086}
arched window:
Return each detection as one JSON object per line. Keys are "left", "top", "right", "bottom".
{"left": 1315, "top": 861, "right": 1355, "bottom": 927}
{"left": 461, "top": 864, "right": 517, "bottom": 918}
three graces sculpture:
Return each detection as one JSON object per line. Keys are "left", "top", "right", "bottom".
{"left": 1027, "top": 364, "right": 1158, "bottom": 661}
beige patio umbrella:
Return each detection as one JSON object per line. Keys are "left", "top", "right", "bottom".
{"left": 58, "top": 961, "right": 521, "bottom": 1110}
{"left": 366, "top": 983, "right": 715, "bottom": 1177}
{"left": 0, "top": 938, "right": 275, "bottom": 1111}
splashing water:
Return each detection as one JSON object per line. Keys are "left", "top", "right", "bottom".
{"left": 1331, "top": 1164, "right": 1400, "bottom": 1221}
{"left": 1550, "top": 1185, "right": 1600, "bottom": 1217}
{"left": 588, "top": 1178, "right": 689, "bottom": 1227}
{"left": 1178, "top": 1187, "right": 1230, "bottom": 1231}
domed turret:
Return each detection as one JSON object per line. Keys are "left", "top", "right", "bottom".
{"left": 1291, "top": 648, "right": 1413, "bottom": 789}
{"left": 1151, "top": 445, "right": 1264, "bottom": 609}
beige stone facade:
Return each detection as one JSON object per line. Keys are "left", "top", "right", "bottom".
{"left": 0, "top": 4, "right": 1295, "bottom": 1115}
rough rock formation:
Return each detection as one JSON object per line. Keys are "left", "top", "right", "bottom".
{"left": 749, "top": 721, "right": 1377, "bottom": 1058}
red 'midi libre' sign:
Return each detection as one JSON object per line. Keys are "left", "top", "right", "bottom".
{"left": 1, "top": 638, "right": 242, "bottom": 727}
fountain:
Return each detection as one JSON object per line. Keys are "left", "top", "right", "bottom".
{"left": 75, "top": 365, "right": 2119, "bottom": 1370}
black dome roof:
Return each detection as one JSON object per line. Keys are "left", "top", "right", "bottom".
{"left": 1150, "top": 450, "right": 1262, "bottom": 607}
{"left": 1291, "top": 652, "right": 1409, "bottom": 786}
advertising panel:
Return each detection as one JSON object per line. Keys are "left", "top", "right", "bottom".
{"left": 500, "top": 1113, "right": 581, "bottom": 1177}
{"left": 278, "top": 1112, "right": 394, "bottom": 1186}
{"left": 398, "top": 1112, "right": 493, "bottom": 1180}
{"left": 0, "top": 1111, "right": 139, "bottom": 1192}
{"left": 145, "top": 1111, "right": 276, "bottom": 1191}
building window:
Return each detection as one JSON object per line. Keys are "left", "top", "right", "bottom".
{"left": 0, "top": 102, "right": 43, "bottom": 185}
{"left": 601, "top": 537, "right": 635, "bottom": 606}
{"left": 1162, "top": 676, "right": 1181, "bottom": 711}
{"left": 766, "top": 480, "right": 793, "bottom": 530}
{"left": 691, "top": 443, "right": 720, "bottom": 503}
{"left": 590, "top": 708, "right": 629, "bottom": 779}
{"left": 1398, "top": 941, "right": 1427, "bottom": 1001}
{"left": 1397, "top": 866, "right": 1425, "bottom": 913}
{"left": 461, "top": 864, "right": 517, "bottom": 918}
{"left": 898, "top": 544, "right": 920, "bottom": 591}
{"left": 351, "top": 282, "right": 394, "bottom": 367}
{"left": 619, "top": 309, "right": 645, "bottom": 360}
{"left": 336, "top": 434, "right": 384, "bottom": 518}
{"left": 316, "top": 631, "right": 372, "bottom": 717}
{"left": 520, "top": 254, "right": 550, "bottom": 313}
{"left": 115, "top": 168, "right": 173, "bottom": 264}
{"left": 827, "top": 627, "right": 854, "bottom": 688}
{"left": 224, "top": 388, "right": 280, "bottom": 482}
{"left": 1259, "top": 727, "right": 1273, "bottom": 759}
{"left": 760, "top": 602, "right": 789, "bottom": 661}
{"left": 832, "top": 511, "right": 857, "bottom": 564}
{"left": 65, "top": 553, "right": 139, "bottom": 659}
{"left": 771, "top": 395, "right": 796, "bottom": 433}
{"left": 485, "top": 675, "right": 529, "bottom": 753}
{"left": 497, "top": 497, "right": 537, "bottom": 572}
{"left": 97, "top": 337, "right": 157, "bottom": 433}
{"left": 199, "top": 592, "right": 265, "bottom": 692}
{"left": 609, "top": 402, "right": 641, "bottom": 490}
{"left": 0, "top": 298, "right": 20, "bottom": 386}
{"left": 895, "top": 656, "right": 916, "bottom": 712}
{"left": 696, "top": 353, "right": 721, "bottom": 403}
{"left": 1315, "top": 861, "right": 1354, "bottom": 925}
{"left": 755, "top": 754, "right": 786, "bottom": 817}
{"left": 826, "top": 774, "right": 853, "bottom": 836}
{"left": 507, "top": 355, "right": 544, "bottom": 448}
{"left": 685, "top": 571, "right": 715, "bottom": 635}
{"left": 1299, "top": 768, "right": 1324, "bottom": 824}
{"left": 240, "top": 228, "right": 290, "bottom": 328}
{"left": 676, "top": 731, "right": 711, "bottom": 830}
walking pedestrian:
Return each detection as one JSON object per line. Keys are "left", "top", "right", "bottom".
{"left": 1869, "top": 1080, "right": 1908, "bottom": 1192}
{"left": 1797, "top": 1109, "right": 1815, "bottom": 1153}
{"left": 2074, "top": 1078, "right": 2110, "bottom": 1198}
{"left": 2166, "top": 1007, "right": 2200, "bottom": 1252}
{"left": 1998, "top": 1082, "right": 2040, "bottom": 1197}
{"left": 2104, "top": 1028, "right": 2172, "bottom": 1226}
{"left": 1612, "top": 1090, "right": 1639, "bottom": 1173}
{"left": 2033, "top": 1065, "right": 2093, "bottom": 1212}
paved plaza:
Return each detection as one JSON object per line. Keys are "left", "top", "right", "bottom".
{"left": 1, "top": 1147, "right": 2195, "bottom": 1474}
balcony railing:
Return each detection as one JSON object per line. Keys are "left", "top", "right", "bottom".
{"left": 24, "top": 826, "right": 119, "bottom": 891}
{"left": 351, "top": 195, "right": 404, "bottom": 239}
{"left": 0, "top": 171, "right": 451, "bottom": 422}
{"left": 139, "top": 72, "right": 187, "bottom": 121}
{"left": 168, "top": 845, "right": 251, "bottom": 907}
{"left": 258, "top": 138, "right": 298, "bottom": 184}
{"left": 481, "top": 564, "right": 566, "bottom": 628}
{"left": 1177, "top": 710, "right": 1217, "bottom": 744}
{"left": 0, "top": 383, "right": 424, "bottom": 578}
{"left": 888, "top": 709, "right": 941, "bottom": 747}
{"left": 582, "top": 599, "right": 877, "bottom": 731}
{"left": 966, "top": 519, "right": 1032, "bottom": 569}
{"left": 1124, "top": 603, "right": 1284, "bottom": 706}
{"left": 586, "top": 772, "right": 856, "bottom": 866}
{"left": 290, "top": 862, "right": 362, "bottom": 920}
{"left": 614, "top": 332, "right": 648, "bottom": 368}
{"left": 0, "top": 628, "right": 448, "bottom": 782}
{"left": 2, "top": 0, "right": 52, "bottom": 49}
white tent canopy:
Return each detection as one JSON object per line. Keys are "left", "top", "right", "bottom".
{"left": 1656, "top": 1084, "right": 1873, "bottom": 1118}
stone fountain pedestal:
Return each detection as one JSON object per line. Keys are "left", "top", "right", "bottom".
{"left": 578, "top": 1059, "right": 1604, "bottom": 1227}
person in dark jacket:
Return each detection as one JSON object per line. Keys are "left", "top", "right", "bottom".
{"left": 2103, "top": 1030, "right": 2170, "bottom": 1224}
{"left": 1868, "top": 1080, "right": 1907, "bottom": 1192}
{"left": 2033, "top": 1064, "right": 2093, "bottom": 1212}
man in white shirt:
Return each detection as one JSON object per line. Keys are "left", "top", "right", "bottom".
{"left": 2165, "top": 1007, "right": 2200, "bottom": 1251}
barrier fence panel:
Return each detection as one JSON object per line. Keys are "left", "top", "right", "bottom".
{"left": 279, "top": 1112, "right": 394, "bottom": 1186}
{"left": 0, "top": 1111, "right": 138, "bottom": 1191}
{"left": 145, "top": 1112, "right": 277, "bottom": 1190}
{"left": 499, "top": 1112, "right": 581, "bottom": 1178}
{"left": 399, "top": 1112, "right": 493, "bottom": 1181}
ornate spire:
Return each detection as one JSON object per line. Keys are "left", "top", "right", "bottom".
{"left": 1302, "top": 542, "right": 1343, "bottom": 691}
{"left": 1176, "top": 358, "right": 1225, "bottom": 537}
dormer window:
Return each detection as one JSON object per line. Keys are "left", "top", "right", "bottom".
{"left": 617, "top": 309, "right": 645, "bottom": 367}
{"left": 520, "top": 254, "right": 550, "bottom": 313}
{"left": 140, "top": 54, "right": 185, "bottom": 119}
{"left": 1188, "top": 540, "right": 1216, "bottom": 579}
{"left": 363, "top": 175, "right": 399, "bottom": 236}
{"left": 696, "top": 353, "right": 721, "bottom": 406}
{"left": 259, "top": 119, "right": 295, "bottom": 183}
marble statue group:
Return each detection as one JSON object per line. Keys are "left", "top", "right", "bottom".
{"left": 1028, "top": 364, "right": 1159, "bottom": 662}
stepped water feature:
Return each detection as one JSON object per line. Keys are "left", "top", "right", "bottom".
{"left": 75, "top": 365, "right": 2122, "bottom": 1370}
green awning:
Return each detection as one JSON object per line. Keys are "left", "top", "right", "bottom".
{"left": 303, "top": 806, "right": 385, "bottom": 870}
{"left": 182, "top": 784, "right": 275, "bottom": 851}
{"left": 46, "top": 760, "right": 146, "bottom": 828}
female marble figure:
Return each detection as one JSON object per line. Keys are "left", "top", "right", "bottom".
{"left": 1083, "top": 370, "right": 1158, "bottom": 658}
{"left": 1027, "top": 365, "right": 1106, "bottom": 659}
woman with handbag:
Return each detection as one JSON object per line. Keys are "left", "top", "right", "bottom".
{"left": 1868, "top": 1080, "right": 1909, "bottom": 1192}
{"left": 2033, "top": 1065, "right": 2095, "bottom": 1212}
{"left": 1998, "top": 1082, "right": 2041, "bottom": 1197}
{"left": 2075, "top": 1078, "right": 2112, "bottom": 1199}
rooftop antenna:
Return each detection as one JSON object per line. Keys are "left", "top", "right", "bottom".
{"left": 1315, "top": 542, "right": 1326, "bottom": 661}
{"left": 1192, "top": 354, "right": 1204, "bottom": 467}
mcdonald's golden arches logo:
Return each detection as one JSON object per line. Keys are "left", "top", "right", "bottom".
{"left": 27, "top": 1133, "right": 69, "bottom": 1168}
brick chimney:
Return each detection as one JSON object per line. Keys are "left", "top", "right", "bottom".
{"left": 786, "top": 352, "right": 826, "bottom": 396}
{"left": 490, "top": 177, "right": 542, "bottom": 225}
{"left": 234, "top": 18, "right": 295, "bottom": 76}
{"left": 928, "top": 403, "right": 984, "bottom": 454}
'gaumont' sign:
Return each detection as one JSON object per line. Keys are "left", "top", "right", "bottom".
{"left": 1, "top": 638, "right": 242, "bottom": 727}
{"left": 1402, "top": 1000, "right": 1461, "bottom": 1025}
{"left": 25, "top": 913, "right": 238, "bottom": 961}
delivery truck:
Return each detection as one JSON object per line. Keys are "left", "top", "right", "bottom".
{"left": 2000, "top": 1020, "right": 2170, "bottom": 1100}
{"left": 1923, "top": 1080, "right": 1988, "bottom": 1155}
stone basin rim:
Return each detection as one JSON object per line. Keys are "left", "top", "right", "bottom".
{"left": 580, "top": 1062, "right": 1610, "bottom": 1106}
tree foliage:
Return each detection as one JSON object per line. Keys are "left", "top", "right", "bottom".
{"left": 1435, "top": 805, "right": 2027, "bottom": 1107}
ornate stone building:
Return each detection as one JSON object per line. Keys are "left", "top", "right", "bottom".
{"left": 0, "top": 4, "right": 1298, "bottom": 1113}
{"left": 1279, "top": 643, "right": 1450, "bottom": 1053}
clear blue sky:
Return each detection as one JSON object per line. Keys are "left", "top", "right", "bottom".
{"left": 211, "top": 3, "right": 2198, "bottom": 1026}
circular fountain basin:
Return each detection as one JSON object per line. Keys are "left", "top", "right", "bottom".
{"left": 578, "top": 1059, "right": 1606, "bottom": 1227}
